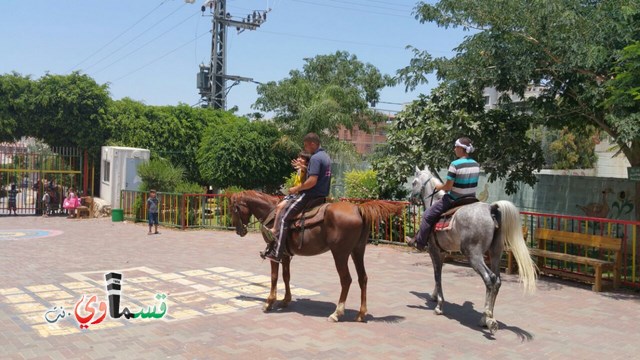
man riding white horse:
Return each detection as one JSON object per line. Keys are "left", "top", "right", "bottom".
{"left": 407, "top": 137, "right": 480, "bottom": 251}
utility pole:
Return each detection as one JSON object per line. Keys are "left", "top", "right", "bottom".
{"left": 195, "top": 0, "right": 269, "bottom": 110}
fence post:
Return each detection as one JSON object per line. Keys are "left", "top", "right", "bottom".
{"left": 181, "top": 194, "right": 186, "bottom": 230}
{"left": 82, "top": 149, "right": 88, "bottom": 195}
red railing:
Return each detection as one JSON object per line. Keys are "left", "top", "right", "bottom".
{"left": 121, "top": 190, "right": 640, "bottom": 289}
{"left": 521, "top": 211, "right": 639, "bottom": 288}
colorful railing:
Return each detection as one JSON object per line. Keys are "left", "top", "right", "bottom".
{"left": 521, "top": 211, "right": 639, "bottom": 289}
{"left": 120, "top": 190, "right": 640, "bottom": 288}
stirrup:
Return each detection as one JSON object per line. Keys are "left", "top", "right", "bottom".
{"left": 406, "top": 236, "right": 426, "bottom": 252}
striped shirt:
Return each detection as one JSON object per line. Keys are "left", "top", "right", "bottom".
{"left": 446, "top": 158, "right": 480, "bottom": 199}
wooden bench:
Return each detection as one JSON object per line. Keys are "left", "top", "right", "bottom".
{"left": 507, "top": 228, "right": 622, "bottom": 292}
{"left": 76, "top": 196, "right": 94, "bottom": 218}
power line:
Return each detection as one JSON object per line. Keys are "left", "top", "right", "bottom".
{"left": 112, "top": 30, "right": 211, "bottom": 82}
{"left": 366, "top": 0, "right": 416, "bottom": 8}
{"left": 82, "top": 2, "right": 187, "bottom": 72}
{"left": 324, "top": 0, "right": 412, "bottom": 12}
{"left": 289, "top": 0, "right": 411, "bottom": 18}
{"left": 92, "top": 10, "right": 200, "bottom": 75}
{"left": 259, "top": 29, "right": 405, "bottom": 50}
{"left": 257, "top": 29, "right": 452, "bottom": 55}
{"left": 68, "top": 0, "right": 171, "bottom": 72}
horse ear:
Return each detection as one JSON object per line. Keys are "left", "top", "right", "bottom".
{"left": 415, "top": 165, "right": 421, "bottom": 173}
{"left": 424, "top": 165, "right": 430, "bottom": 172}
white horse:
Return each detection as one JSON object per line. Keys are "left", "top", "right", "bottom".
{"left": 410, "top": 166, "right": 537, "bottom": 334}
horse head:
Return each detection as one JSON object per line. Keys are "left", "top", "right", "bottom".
{"left": 410, "top": 166, "right": 443, "bottom": 206}
{"left": 230, "top": 193, "right": 250, "bottom": 237}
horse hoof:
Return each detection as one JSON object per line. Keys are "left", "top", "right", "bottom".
{"left": 277, "top": 301, "right": 290, "bottom": 309}
{"left": 355, "top": 314, "right": 366, "bottom": 322}
{"left": 434, "top": 308, "right": 443, "bottom": 315}
{"left": 487, "top": 319, "right": 498, "bottom": 334}
{"left": 327, "top": 313, "right": 340, "bottom": 322}
{"left": 262, "top": 303, "right": 273, "bottom": 312}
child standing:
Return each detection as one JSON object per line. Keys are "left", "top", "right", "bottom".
{"left": 147, "top": 189, "right": 160, "bottom": 235}
{"left": 7, "top": 184, "right": 19, "bottom": 215}
{"left": 42, "top": 191, "right": 51, "bottom": 217}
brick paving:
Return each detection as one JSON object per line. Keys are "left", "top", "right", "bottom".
{"left": 0, "top": 215, "right": 639, "bottom": 359}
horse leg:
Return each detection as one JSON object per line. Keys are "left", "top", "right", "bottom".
{"left": 484, "top": 248, "right": 503, "bottom": 334}
{"left": 278, "top": 255, "right": 292, "bottom": 308}
{"left": 428, "top": 245, "right": 445, "bottom": 315}
{"left": 469, "top": 254, "right": 499, "bottom": 334}
{"left": 328, "top": 254, "right": 352, "bottom": 323}
{"left": 351, "top": 243, "right": 368, "bottom": 322}
{"left": 263, "top": 260, "right": 279, "bottom": 312}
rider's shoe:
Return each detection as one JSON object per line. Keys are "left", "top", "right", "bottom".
{"left": 264, "top": 252, "right": 282, "bottom": 264}
{"left": 405, "top": 236, "right": 426, "bottom": 252}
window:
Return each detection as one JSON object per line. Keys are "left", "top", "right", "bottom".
{"left": 484, "top": 96, "right": 491, "bottom": 105}
{"left": 103, "top": 160, "right": 110, "bottom": 182}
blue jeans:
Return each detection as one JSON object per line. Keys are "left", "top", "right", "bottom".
{"left": 148, "top": 212, "right": 159, "bottom": 225}
{"left": 414, "top": 194, "right": 454, "bottom": 246}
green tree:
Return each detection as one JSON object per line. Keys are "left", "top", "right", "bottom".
{"left": 389, "top": 0, "right": 639, "bottom": 192}
{"left": 0, "top": 72, "right": 110, "bottom": 151}
{"left": 197, "top": 117, "right": 295, "bottom": 191}
{"left": 253, "top": 51, "right": 392, "bottom": 155}
{"left": 137, "top": 158, "right": 184, "bottom": 192}
{"left": 605, "top": 41, "right": 640, "bottom": 147}
{"left": 106, "top": 99, "right": 231, "bottom": 183}
{"left": 375, "top": 81, "right": 544, "bottom": 195}
{"left": 0, "top": 72, "right": 32, "bottom": 142}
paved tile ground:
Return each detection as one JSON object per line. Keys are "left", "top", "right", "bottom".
{"left": 1, "top": 215, "right": 639, "bottom": 359}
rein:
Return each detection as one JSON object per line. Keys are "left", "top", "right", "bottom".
{"left": 232, "top": 197, "right": 272, "bottom": 232}
{"left": 419, "top": 176, "right": 439, "bottom": 208}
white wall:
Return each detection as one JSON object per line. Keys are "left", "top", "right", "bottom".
{"left": 100, "top": 146, "right": 150, "bottom": 208}
{"left": 595, "top": 139, "right": 631, "bottom": 178}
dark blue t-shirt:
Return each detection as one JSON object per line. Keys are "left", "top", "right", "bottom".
{"left": 303, "top": 148, "right": 332, "bottom": 197}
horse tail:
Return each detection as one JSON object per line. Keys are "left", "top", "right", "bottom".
{"left": 357, "top": 200, "right": 405, "bottom": 227}
{"left": 492, "top": 200, "right": 538, "bottom": 294}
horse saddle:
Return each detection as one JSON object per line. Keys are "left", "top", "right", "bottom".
{"left": 261, "top": 197, "right": 328, "bottom": 235}
{"left": 434, "top": 196, "right": 480, "bottom": 232}
{"left": 285, "top": 197, "right": 327, "bottom": 229}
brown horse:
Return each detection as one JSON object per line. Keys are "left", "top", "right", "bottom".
{"left": 229, "top": 190, "right": 403, "bottom": 322}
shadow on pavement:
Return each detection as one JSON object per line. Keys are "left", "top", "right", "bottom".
{"left": 235, "top": 295, "right": 405, "bottom": 323}
{"left": 409, "top": 291, "right": 534, "bottom": 342}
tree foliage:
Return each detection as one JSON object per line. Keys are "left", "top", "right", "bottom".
{"left": 388, "top": 0, "right": 639, "bottom": 191}
{"left": 605, "top": 41, "right": 640, "bottom": 146}
{"left": 344, "top": 169, "right": 379, "bottom": 200}
{"left": 106, "top": 99, "right": 233, "bottom": 183}
{"left": 253, "top": 51, "right": 392, "bottom": 142}
{"left": 197, "top": 117, "right": 296, "bottom": 191}
{"left": 374, "top": 81, "right": 545, "bottom": 194}
{"left": 0, "top": 72, "right": 110, "bottom": 152}
{"left": 137, "top": 158, "right": 184, "bottom": 192}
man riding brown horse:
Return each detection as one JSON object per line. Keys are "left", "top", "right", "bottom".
{"left": 264, "top": 132, "right": 332, "bottom": 263}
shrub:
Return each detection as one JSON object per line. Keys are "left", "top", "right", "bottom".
{"left": 137, "top": 158, "right": 183, "bottom": 192}
{"left": 344, "top": 169, "right": 379, "bottom": 199}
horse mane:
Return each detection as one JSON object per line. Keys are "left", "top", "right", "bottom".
{"left": 357, "top": 200, "right": 405, "bottom": 226}
{"left": 232, "top": 190, "right": 279, "bottom": 205}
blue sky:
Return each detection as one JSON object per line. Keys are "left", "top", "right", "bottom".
{"left": 0, "top": 0, "right": 468, "bottom": 115}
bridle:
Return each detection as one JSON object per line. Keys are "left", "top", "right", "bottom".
{"left": 419, "top": 176, "right": 439, "bottom": 208}
{"left": 232, "top": 199, "right": 262, "bottom": 233}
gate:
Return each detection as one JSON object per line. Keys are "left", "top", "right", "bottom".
{"left": 0, "top": 142, "right": 87, "bottom": 216}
